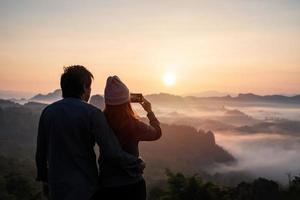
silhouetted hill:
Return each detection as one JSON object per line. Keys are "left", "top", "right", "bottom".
{"left": 221, "top": 109, "right": 260, "bottom": 126}
{"left": 159, "top": 116, "right": 235, "bottom": 131}
{"left": 158, "top": 108, "right": 259, "bottom": 131}
{"left": 146, "top": 93, "right": 184, "bottom": 104}
{"left": 141, "top": 123, "right": 235, "bottom": 182}
{"left": 24, "top": 102, "right": 48, "bottom": 112}
{"left": 30, "top": 89, "right": 62, "bottom": 102}
{"left": 0, "top": 99, "right": 21, "bottom": 108}
{"left": 232, "top": 93, "right": 300, "bottom": 104}
{"left": 145, "top": 93, "right": 300, "bottom": 106}
{"left": 236, "top": 120, "right": 300, "bottom": 136}
{"left": 89, "top": 95, "right": 105, "bottom": 110}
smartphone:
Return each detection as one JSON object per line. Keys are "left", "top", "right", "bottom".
{"left": 130, "top": 93, "right": 143, "bottom": 103}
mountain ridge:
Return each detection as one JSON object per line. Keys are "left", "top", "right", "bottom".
{"left": 29, "top": 89, "right": 300, "bottom": 105}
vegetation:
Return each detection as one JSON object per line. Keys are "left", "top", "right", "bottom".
{"left": 1, "top": 156, "right": 298, "bottom": 200}
{"left": 0, "top": 156, "right": 44, "bottom": 200}
{"left": 149, "top": 170, "right": 300, "bottom": 200}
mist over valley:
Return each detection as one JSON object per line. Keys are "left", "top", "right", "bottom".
{"left": 1, "top": 89, "right": 299, "bottom": 185}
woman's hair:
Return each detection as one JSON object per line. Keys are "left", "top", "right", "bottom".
{"left": 104, "top": 102, "right": 138, "bottom": 137}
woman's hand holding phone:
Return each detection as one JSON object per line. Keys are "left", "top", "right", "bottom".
{"left": 140, "top": 98, "right": 152, "bottom": 113}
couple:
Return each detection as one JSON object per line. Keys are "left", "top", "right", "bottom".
{"left": 35, "top": 65, "right": 162, "bottom": 200}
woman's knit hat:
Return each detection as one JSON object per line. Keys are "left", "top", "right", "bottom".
{"left": 104, "top": 75, "right": 130, "bottom": 105}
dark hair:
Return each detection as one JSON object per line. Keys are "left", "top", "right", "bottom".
{"left": 104, "top": 102, "right": 138, "bottom": 138}
{"left": 60, "top": 65, "right": 94, "bottom": 98}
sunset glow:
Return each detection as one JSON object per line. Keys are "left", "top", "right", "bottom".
{"left": 0, "top": 1, "right": 299, "bottom": 96}
{"left": 163, "top": 73, "right": 176, "bottom": 86}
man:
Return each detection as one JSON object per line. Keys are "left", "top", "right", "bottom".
{"left": 35, "top": 65, "right": 140, "bottom": 200}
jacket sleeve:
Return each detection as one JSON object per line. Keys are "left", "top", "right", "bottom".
{"left": 134, "top": 111, "right": 162, "bottom": 141}
{"left": 35, "top": 110, "right": 48, "bottom": 182}
{"left": 91, "top": 109, "right": 139, "bottom": 170}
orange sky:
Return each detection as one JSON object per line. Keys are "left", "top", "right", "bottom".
{"left": 0, "top": 0, "right": 300, "bottom": 95}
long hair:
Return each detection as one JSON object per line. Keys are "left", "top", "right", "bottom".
{"left": 104, "top": 102, "right": 139, "bottom": 138}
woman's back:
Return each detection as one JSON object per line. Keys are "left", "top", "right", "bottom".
{"left": 104, "top": 103, "right": 161, "bottom": 157}
{"left": 100, "top": 75, "right": 162, "bottom": 200}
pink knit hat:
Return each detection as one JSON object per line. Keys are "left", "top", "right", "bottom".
{"left": 104, "top": 76, "right": 130, "bottom": 105}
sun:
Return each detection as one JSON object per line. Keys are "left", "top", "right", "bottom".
{"left": 163, "top": 73, "right": 176, "bottom": 86}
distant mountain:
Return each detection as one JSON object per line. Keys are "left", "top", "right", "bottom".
{"left": 232, "top": 93, "right": 300, "bottom": 103}
{"left": 185, "top": 90, "right": 236, "bottom": 97}
{"left": 29, "top": 90, "right": 105, "bottom": 107}
{"left": 217, "top": 93, "right": 300, "bottom": 103}
{"left": 221, "top": 109, "right": 260, "bottom": 126}
{"left": 24, "top": 101, "right": 48, "bottom": 112}
{"left": 8, "top": 98, "right": 28, "bottom": 105}
{"left": 29, "top": 89, "right": 300, "bottom": 105}
{"left": 145, "top": 93, "right": 184, "bottom": 104}
{"left": 89, "top": 95, "right": 105, "bottom": 110}
{"left": 145, "top": 93, "right": 300, "bottom": 105}
{"left": 0, "top": 99, "right": 21, "bottom": 108}
{"left": 235, "top": 120, "right": 300, "bottom": 136}
{"left": 30, "top": 89, "right": 62, "bottom": 103}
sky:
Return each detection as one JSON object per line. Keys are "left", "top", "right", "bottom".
{"left": 0, "top": 0, "right": 300, "bottom": 96}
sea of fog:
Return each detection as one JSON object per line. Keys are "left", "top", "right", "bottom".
{"left": 208, "top": 105, "right": 299, "bottom": 185}
{"left": 11, "top": 98, "right": 300, "bottom": 184}
{"left": 214, "top": 132, "right": 300, "bottom": 184}
{"left": 227, "top": 106, "right": 300, "bottom": 121}
{"left": 135, "top": 103, "right": 300, "bottom": 185}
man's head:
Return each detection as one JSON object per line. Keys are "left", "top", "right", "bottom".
{"left": 60, "top": 65, "right": 94, "bottom": 102}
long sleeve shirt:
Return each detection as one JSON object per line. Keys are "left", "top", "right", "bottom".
{"left": 99, "top": 111, "right": 162, "bottom": 187}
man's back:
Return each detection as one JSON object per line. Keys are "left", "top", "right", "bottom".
{"left": 35, "top": 66, "right": 140, "bottom": 200}
{"left": 36, "top": 97, "right": 101, "bottom": 200}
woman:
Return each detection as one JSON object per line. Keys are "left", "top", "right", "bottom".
{"left": 99, "top": 75, "right": 162, "bottom": 200}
